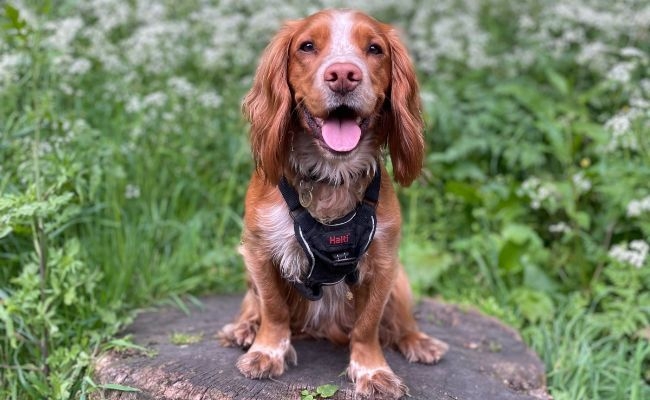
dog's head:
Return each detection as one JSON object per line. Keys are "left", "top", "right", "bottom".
{"left": 243, "top": 9, "right": 424, "bottom": 185}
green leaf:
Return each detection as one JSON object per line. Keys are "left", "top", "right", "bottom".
{"left": 0, "top": 305, "right": 17, "bottom": 348}
{"left": 510, "top": 288, "right": 554, "bottom": 323}
{"left": 537, "top": 119, "right": 571, "bottom": 165}
{"left": 502, "top": 224, "right": 540, "bottom": 245}
{"left": 0, "top": 225, "right": 12, "bottom": 239}
{"left": 98, "top": 383, "right": 141, "bottom": 392}
{"left": 523, "top": 264, "right": 558, "bottom": 293}
{"left": 4, "top": 4, "right": 27, "bottom": 31}
{"left": 445, "top": 181, "right": 482, "bottom": 204}
{"left": 545, "top": 68, "right": 569, "bottom": 96}
{"left": 316, "top": 384, "right": 339, "bottom": 398}
{"left": 573, "top": 211, "right": 591, "bottom": 229}
{"left": 170, "top": 331, "right": 203, "bottom": 345}
{"left": 105, "top": 338, "right": 157, "bottom": 357}
{"left": 498, "top": 240, "right": 525, "bottom": 272}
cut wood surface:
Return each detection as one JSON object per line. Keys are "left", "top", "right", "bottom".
{"left": 93, "top": 295, "right": 551, "bottom": 400}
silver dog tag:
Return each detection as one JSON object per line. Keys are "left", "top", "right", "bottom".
{"left": 299, "top": 180, "right": 314, "bottom": 208}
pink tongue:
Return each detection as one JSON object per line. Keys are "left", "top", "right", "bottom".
{"left": 321, "top": 117, "right": 361, "bottom": 152}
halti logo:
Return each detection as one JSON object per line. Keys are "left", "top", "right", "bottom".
{"left": 329, "top": 233, "right": 350, "bottom": 245}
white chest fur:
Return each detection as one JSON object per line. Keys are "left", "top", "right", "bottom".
{"left": 252, "top": 203, "right": 309, "bottom": 283}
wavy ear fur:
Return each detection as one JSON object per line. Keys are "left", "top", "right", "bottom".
{"left": 242, "top": 22, "right": 296, "bottom": 183}
{"left": 384, "top": 28, "right": 425, "bottom": 186}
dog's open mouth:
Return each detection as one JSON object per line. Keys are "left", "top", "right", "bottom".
{"left": 303, "top": 106, "right": 369, "bottom": 153}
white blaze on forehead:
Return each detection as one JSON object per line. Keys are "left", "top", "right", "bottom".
{"left": 316, "top": 10, "right": 376, "bottom": 113}
{"left": 329, "top": 10, "right": 357, "bottom": 59}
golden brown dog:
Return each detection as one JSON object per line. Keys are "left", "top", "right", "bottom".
{"left": 219, "top": 9, "right": 448, "bottom": 399}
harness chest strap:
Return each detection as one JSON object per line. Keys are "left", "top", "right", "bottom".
{"left": 278, "top": 172, "right": 381, "bottom": 301}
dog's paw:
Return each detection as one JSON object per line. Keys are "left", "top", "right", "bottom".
{"left": 236, "top": 339, "right": 297, "bottom": 379}
{"left": 348, "top": 361, "right": 408, "bottom": 399}
{"left": 397, "top": 331, "right": 448, "bottom": 364}
{"left": 218, "top": 321, "right": 258, "bottom": 349}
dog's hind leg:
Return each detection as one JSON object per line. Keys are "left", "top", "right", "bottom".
{"left": 218, "top": 284, "right": 260, "bottom": 350}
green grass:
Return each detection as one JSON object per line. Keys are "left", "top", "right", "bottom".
{"left": 1, "top": 1, "right": 649, "bottom": 399}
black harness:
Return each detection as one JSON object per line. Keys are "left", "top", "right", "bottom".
{"left": 278, "top": 173, "right": 380, "bottom": 301}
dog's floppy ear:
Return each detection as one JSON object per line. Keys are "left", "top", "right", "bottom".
{"left": 384, "top": 28, "right": 425, "bottom": 186}
{"left": 242, "top": 22, "right": 297, "bottom": 183}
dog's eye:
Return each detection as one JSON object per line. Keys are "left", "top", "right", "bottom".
{"left": 368, "top": 44, "right": 383, "bottom": 55}
{"left": 299, "top": 41, "right": 315, "bottom": 53}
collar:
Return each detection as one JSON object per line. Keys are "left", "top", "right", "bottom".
{"left": 279, "top": 171, "right": 380, "bottom": 218}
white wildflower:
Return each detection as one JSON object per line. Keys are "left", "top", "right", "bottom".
{"left": 122, "top": 21, "right": 190, "bottom": 74}
{"left": 561, "top": 28, "right": 585, "bottom": 46}
{"left": 605, "top": 112, "right": 631, "bottom": 137}
{"left": 420, "top": 91, "right": 438, "bottom": 108}
{"left": 620, "top": 47, "right": 647, "bottom": 59}
{"left": 142, "top": 92, "right": 168, "bottom": 108}
{"left": 68, "top": 58, "right": 92, "bottom": 75}
{"left": 125, "top": 184, "right": 141, "bottom": 200}
{"left": 201, "top": 14, "right": 248, "bottom": 70}
{"left": 0, "top": 52, "right": 27, "bottom": 84}
{"left": 198, "top": 92, "right": 223, "bottom": 109}
{"left": 44, "top": 17, "right": 84, "bottom": 51}
{"left": 518, "top": 177, "right": 558, "bottom": 210}
{"left": 83, "top": 0, "right": 132, "bottom": 32}
{"left": 37, "top": 141, "right": 53, "bottom": 156}
{"left": 551, "top": 2, "right": 622, "bottom": 32}
{"left": 125, "top": 97, "right": 142, "bottom": 114}
{"left": 136, "top": 0, "right": 167, "bottom": 23}
{"left": 65, "top": 119, "right": 89, "bottom": 137}
{"left": 609, "top": 240, "right": 649, "bottom": 268}
{"left": 641, "top": 79, "right": 650, "bottom": 94}
{"left": 167, "top": 77, "right": 196, "bottom": 98}
{"left": 604, "top": 109, "right": 640, "bottom": 151}
{"left": 130, "top": 127, "right": 143, "bottom": 139}
{"left": 572, "top": 172, "right": 592, "bottom": 193}
{"left": 630, "top": 96, "right": 650, "bottom": 110}
{"left": 466, "top": 32, "right": 495, "bottom": 69}
{"left": 576, "top": 42, "right": 610, "bottom": 72}
{"left": 549, "top": 222, "right": 571, "bottom": 234}
{"left": 518, "top": 14, "right": 535, "bottom": 30}
{"left": 82, "top": 27, "right": 124, "bottom": 73}
{"left": 626, "top": 196, "right": 650, "bottom": 218}
{"left": 537, "top": 186, "right": 552, "bottom": 201}
{"left": 607, "top": 62, "right": 635, "bottom": 84}
{"left": 59, "top": 82, "right": 74, "bottom": 95}
{"left": 162, "top": 112, "right": 175, "bottom": 122}
{"left": 120, "top": 142, "right": 136, "bottom": 155}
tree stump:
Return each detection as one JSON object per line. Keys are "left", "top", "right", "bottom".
{"left": 93, "top": 295, "right": 551, "bottom": 400}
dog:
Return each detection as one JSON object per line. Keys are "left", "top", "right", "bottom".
{"left": 219, "top": 9, "right": 448, "bottom": 399}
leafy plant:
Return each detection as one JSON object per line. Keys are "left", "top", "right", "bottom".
{"left": 170, "top": 332, "right": 204, "bottom": 345}
{"left": 301, "top": 384, "right": 339, "bottom": 400}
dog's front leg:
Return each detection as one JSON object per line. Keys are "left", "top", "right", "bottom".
{"left": 235, "top": 245, "right": 297, "bottom": 379}
{"left": 348, "top": 261, "right": 407, "bottom": 399}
